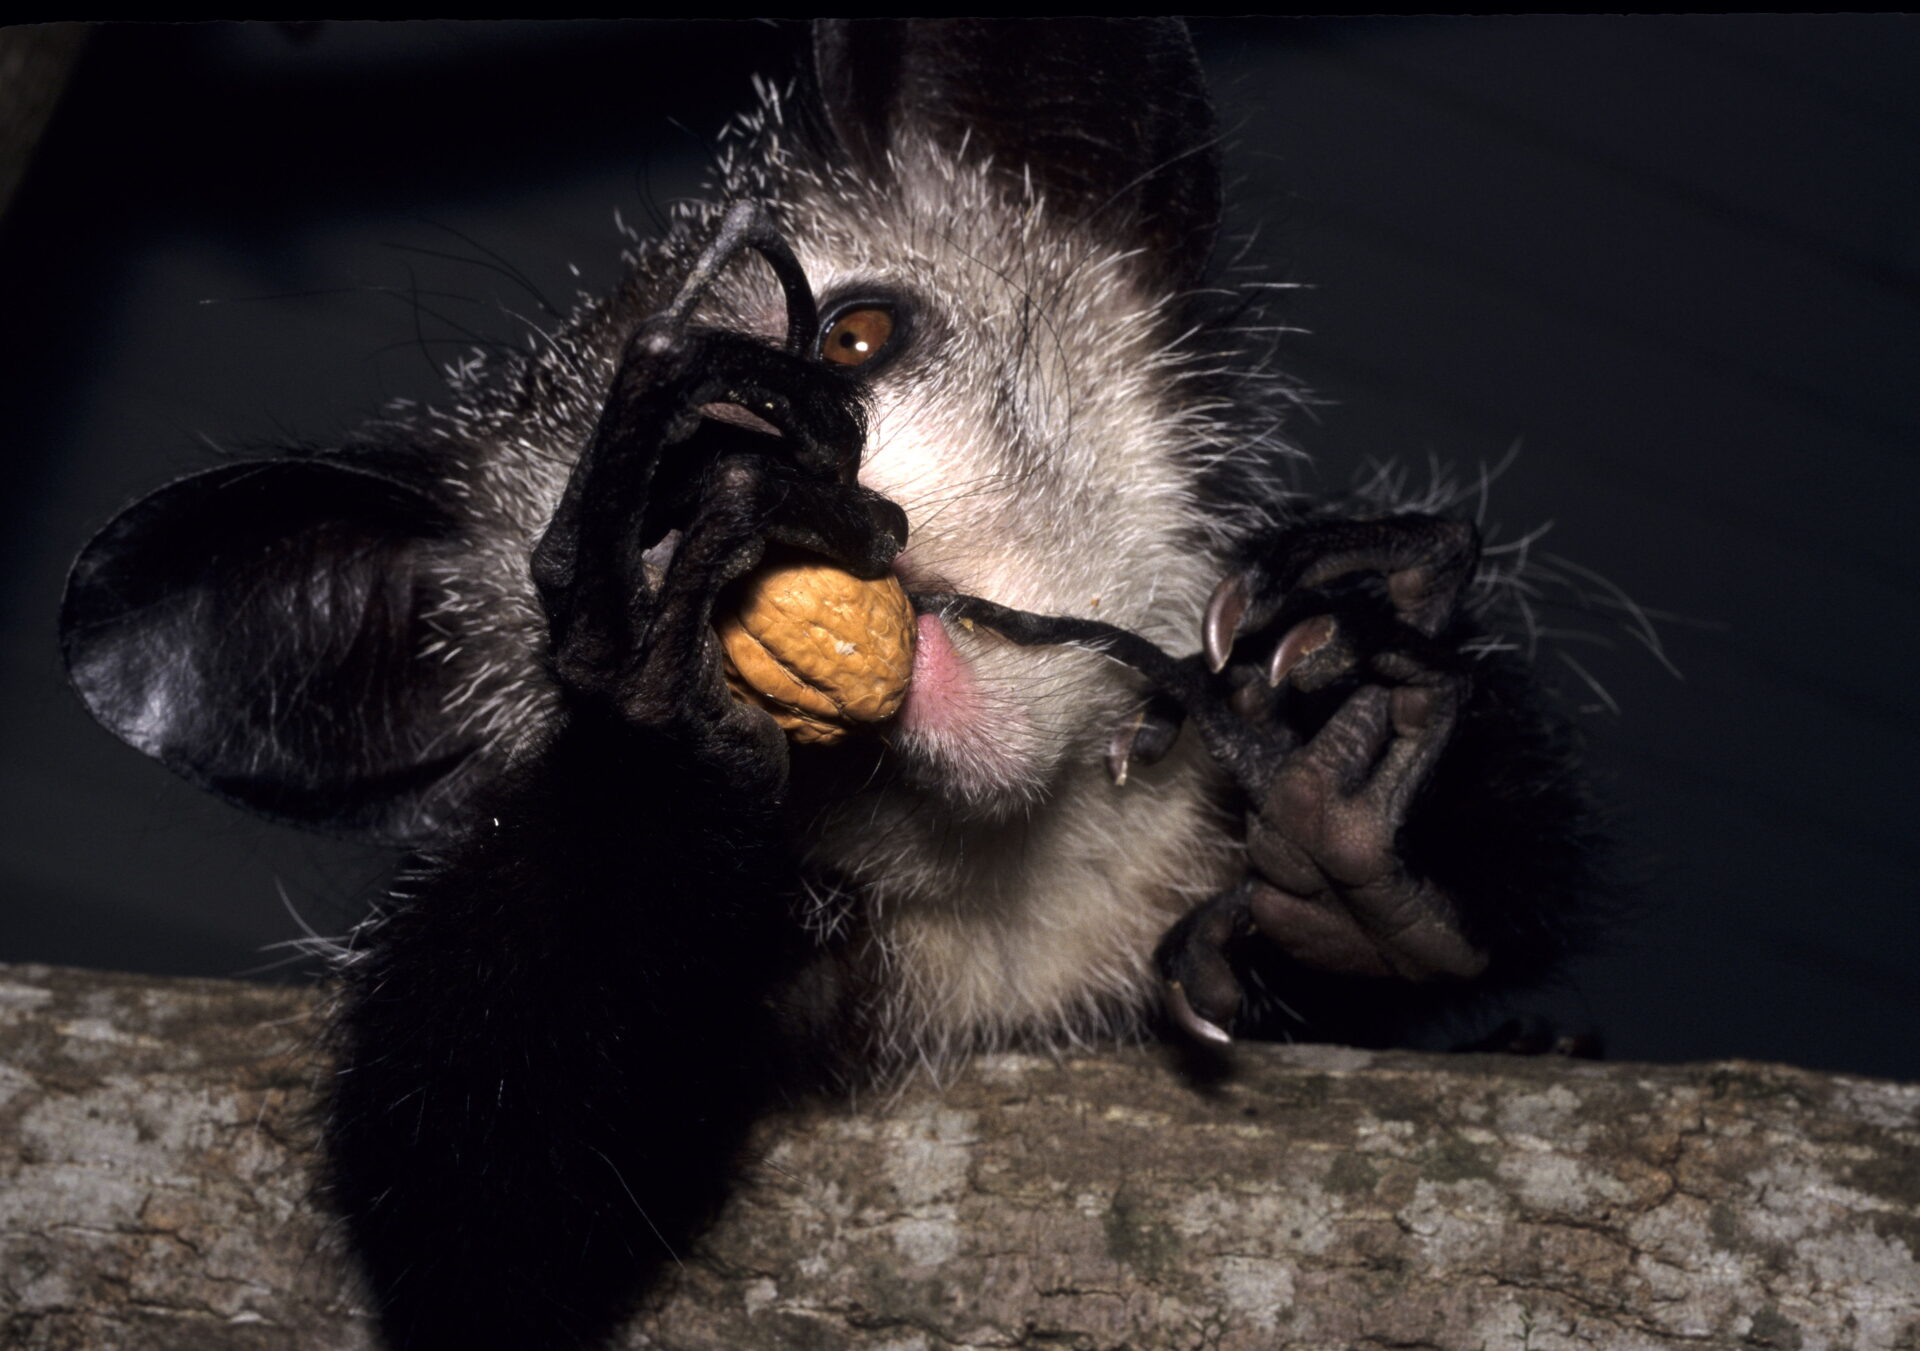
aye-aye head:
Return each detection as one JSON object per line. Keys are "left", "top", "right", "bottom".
{"left": 61, "top": 20, "right": 1279, "bottom": 850}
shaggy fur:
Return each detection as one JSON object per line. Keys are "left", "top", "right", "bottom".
{"left": 60, "top": 21, "right": 1613, "bottom": 1351}
{"left": 366, "top": 81, "right": 1270, "bottom": 1074}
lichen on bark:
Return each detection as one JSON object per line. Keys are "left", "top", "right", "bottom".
{"left": 2, "top": 964, "right": 1916, "bottom": 1350}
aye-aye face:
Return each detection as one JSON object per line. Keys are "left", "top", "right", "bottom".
{"left": 691, "top": 134, "right": 1226, "bottom": 818}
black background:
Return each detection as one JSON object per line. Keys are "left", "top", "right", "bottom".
{"left": 4, "top": 19, "right": 1915, "bottom": 1079}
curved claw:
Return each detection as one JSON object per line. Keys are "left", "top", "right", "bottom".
{"left": 1268, "top": 613, "right": 1337, "bottom": 688}
{"left": 1106, "top": 693, "right": 1185, "bottom": 787}
{"left": 663, "top": 199, "right": 821, "bottom": 357}
{"left": 1164, "top": 980, "right": 1234, "bottom": 1045}
{"left": 1204, "top": 572, "right": 1251, "bottom": 674}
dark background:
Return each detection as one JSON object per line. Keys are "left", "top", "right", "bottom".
{"left": 3, "top": 19, "right": 1914, "bottom": 1079}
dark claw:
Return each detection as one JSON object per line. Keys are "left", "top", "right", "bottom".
{"left": 1204, "top": 572, "right": 1250, "bottom": 673}
{"left": 660, "top": 199, "right": 820, "bottom": 357}
{"left": 1106, "top": 693, "right": 1185, "bottom": 787}
{"left": 1268, "top": 613, "right": 1336, "bottom": 687}
{"left": 1164, "top": 981, "right": 1233, "bottom": 1045}
{"left": 1154, "top": 881, "right": 1254, "bottom": 1042}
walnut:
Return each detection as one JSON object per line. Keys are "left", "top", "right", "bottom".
{"left": 717, "top": 556, "right": 917, "bottom": 745}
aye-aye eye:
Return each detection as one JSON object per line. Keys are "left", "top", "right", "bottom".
{"left": 819, "top": 304, "right": 897, "bottom": 368}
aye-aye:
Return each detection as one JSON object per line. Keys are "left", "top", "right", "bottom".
{"left": 61, "top": 18, "right": 1605, "bottom": 1351}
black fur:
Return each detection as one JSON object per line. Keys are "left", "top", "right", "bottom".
{"left": 325, "top": 726, "right": 803, "bottom": 1351}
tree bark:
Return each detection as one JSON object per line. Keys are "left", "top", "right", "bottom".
{"left": 2, "top": 963, "right": 1916, "bottom": 1351}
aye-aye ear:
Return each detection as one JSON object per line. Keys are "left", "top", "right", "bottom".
{"left": 813, "top": 18, "right": 1221, "bottom": 288}
{"left": 62, "top": 457, "right": 488, "bottom": 846}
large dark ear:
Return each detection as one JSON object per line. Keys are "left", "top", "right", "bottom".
{"left": 61, "top": 457, "right": 491, "bottom": 846}
{"left": 813, "top": 19, "right": 1221, "bottom": 287}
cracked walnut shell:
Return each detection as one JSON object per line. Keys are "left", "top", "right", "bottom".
{"left": 717, "top": 558, "right": 917, "bottom": 745}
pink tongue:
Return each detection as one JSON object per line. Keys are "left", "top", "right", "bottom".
{"left": 898, "top": 613, "right": 980, "bottom": 736}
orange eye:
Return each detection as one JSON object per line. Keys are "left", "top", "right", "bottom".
{"left": 820, "top": 306, "right": 895, "bottom": 368}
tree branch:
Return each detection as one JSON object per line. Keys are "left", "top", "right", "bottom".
{"left": 3, "top": 963, "right": 1916, "bottom": 1349}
